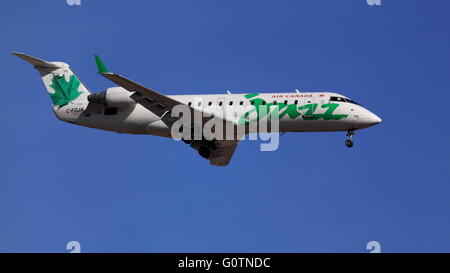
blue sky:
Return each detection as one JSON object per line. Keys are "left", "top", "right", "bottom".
{"left": 0, "top": 0, "right": 449, "bottom": 252}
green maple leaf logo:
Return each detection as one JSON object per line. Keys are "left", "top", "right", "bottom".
{"left": 49, "top": 74, "right": 83, "bottom": 109}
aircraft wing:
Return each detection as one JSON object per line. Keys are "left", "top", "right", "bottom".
{"left": 98, "top": 71, "right": 239, "bottom": 166}
{"left": 100, "top": 72, "right": 189, "bottom": 124}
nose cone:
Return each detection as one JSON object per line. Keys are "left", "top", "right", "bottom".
{"left": 363, "top": 112, "right": 382, "bottom": 127}
{"left": 371, "top": 113, "right": 382, "bottom": 125}
{"left": 354, "top": 107, "right": 382, "bottom": 129}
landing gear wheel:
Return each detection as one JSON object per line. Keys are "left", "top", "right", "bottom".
{"left": 198, "top": 146, "right": 212, "bottom": 159}
{"left": 345, "top": 130, "right": 355, "bottom": 148}
{"left": 345, "top": 139, "right": 353, "bottom": 148}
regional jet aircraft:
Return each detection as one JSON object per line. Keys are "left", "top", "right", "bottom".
{"left": 12, "top": 53, "right": 381, "bottom": 166}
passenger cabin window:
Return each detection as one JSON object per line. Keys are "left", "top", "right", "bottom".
{"left": 240, "top": 101, "right": 243, "bottom": 106}
{"left": 197, "top": 102, "right": 201, "bottom": 107}
{"left": 229, "top": 101, "right": 233, "bottom": 106}
{"left": 251, "top": 101, "right": 255, "bottom": 105}
{"left": 104, "top": 107, "right": 118, "bottom": 116}
{"left": 294, "top": 100, "right": 298, "bottom": 104}
{"left": 188, "top": 102, "right": 192, "bottom": 106}
{"left": 208, "top": 101, "right": 212, "bottom": 106}
{"left": 284, "top": 100, "right": 288, "bottom": 105}
{"left": 219, "top": 101, "right": 223, "bottom": 106}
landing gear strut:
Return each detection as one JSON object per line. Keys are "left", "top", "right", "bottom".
{"left": 345, "top": 130, "right": 355, "bottom": 148}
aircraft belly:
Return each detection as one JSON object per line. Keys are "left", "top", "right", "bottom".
{"left": 75, "top": 105, "right": 160, "bottom": 134}
{"left": 281, "top": 118, "right": 353, "bottom": 132}
{"left": 145, "top": 120, "right": 171, "bottom": 137}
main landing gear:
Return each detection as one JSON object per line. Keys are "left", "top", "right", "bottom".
{"left": 198, "top": 146, "right": 212, "bottom": 159}
{"left": 198, "top": 141, "right": 217, "bottom": 159}
{"left": 345, "top": 130, "right": 355, "bottom": 148}
{"left": 180, "top": 124, "right": 217, "bottom": 159}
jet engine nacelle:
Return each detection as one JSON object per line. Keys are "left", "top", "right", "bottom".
{"left": 87, "top": 87, "right": 135, "bottom": 107}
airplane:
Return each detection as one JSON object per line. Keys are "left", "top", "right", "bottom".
{"left": 12, "top": 52, "right": 382, "bottom": 166}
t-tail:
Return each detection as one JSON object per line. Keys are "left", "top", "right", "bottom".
{"left": 11, "top": 52, "right": 90, "bottom": 121}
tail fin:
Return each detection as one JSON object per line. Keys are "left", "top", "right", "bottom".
{"left": 12, "top": 52, "right": 90, "bottom": 119}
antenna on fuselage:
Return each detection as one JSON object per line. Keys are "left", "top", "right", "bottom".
{"left": 226, "top": 90, "right": 232, "bottom": 94}
{"left": 295, "top": 89, "right": 301, "bottom": 93}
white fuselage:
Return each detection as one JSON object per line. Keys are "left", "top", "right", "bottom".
{"left": 65, "top": 89, "right": 381, "bottom": 137}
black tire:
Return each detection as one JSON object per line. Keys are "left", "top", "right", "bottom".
{"left": 198, "top": 146, "right": 211, "bottom": 159}
{"left": 345, "top": 140, "right": 353, "bottom": 148}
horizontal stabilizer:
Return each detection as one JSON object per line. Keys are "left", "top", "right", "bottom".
{"left": 11, "top": 52, "right": 61, "bottom": 69}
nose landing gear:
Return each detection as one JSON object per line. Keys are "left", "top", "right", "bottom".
{"left": 345, "top": 130, "right": 355, "bottom": 148}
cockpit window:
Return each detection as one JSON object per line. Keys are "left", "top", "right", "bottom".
{"left": 346, "top": 99, "right": 359, "bottom": 105}
{"left": 330, "top": 96, "right": 359, "bottom": 105}
{"left": 330, "top": 96, "right": 345, "bottom": 102}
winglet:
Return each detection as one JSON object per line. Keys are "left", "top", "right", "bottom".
{"left": 94, "top": 55, "right": 109, "bottom": 73}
